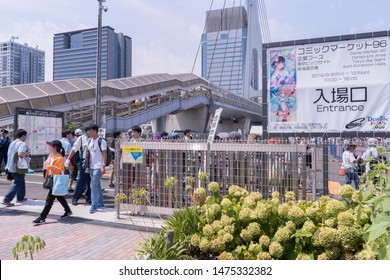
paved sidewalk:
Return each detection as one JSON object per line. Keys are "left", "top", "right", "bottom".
{"left": 0, "top": 196, "right": 163, "bottom": 260}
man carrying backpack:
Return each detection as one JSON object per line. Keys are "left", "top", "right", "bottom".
{"left": 65, "top": 128, "right": 91, "bottom": 206}
{"left": 84, "top": 124, "right": 107, "bottom": 213}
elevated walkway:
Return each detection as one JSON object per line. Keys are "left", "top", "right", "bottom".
{"left": 0, "top": 73, "right": 261, "bottom": 131}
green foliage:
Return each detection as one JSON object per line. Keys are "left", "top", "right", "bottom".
{"left": 132, "top": 187, "right": 148, "bottom": 205}
{"left": 141, "top": 162, "right": 390, "bottom": 260}
{"left": 137, "top": 207, "right": 200, "bottom": 260}
{"left": 114, "top": 192, "right": 127, "bottom": 204}
{"left": 164, "top": 176, "right": 178, "bottom": 189}
{"left": 12, "top": 234, "right": 46, "bottom": 260}
{"left": 360, "top": 161, "right": 390, "bottom": 259}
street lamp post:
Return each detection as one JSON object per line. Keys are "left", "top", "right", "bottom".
{"left": 95, "top": 0, "right": 107, "bottom": 126}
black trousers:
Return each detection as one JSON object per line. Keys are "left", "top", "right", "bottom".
{"left": 40, "top": 189, "right": 71, "bottom": 219}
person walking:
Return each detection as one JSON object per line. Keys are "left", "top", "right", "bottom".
{"left": 342, "top": 143, "right": 361, "bottom": 189}
{"left": 108, "top": 130, "right": 121, "bottom": 188}
{"left": 33, "top": 140, "right": 72, "bottom": 224}
{"left": 0, "top": 129, "right": 11, "bottom": 176}
{"left": 67, "top": 129, "right": 83, "bottom": 192}
{"left": 85, "top": 124, "right": 107, "bottom": 213}
{"left": 2, "top": 129, "right": 30, "bottom": 206}
{"left": 65, "top": 128, "right": 91, "bottom": 205}
{"left": 361, "top": 138, "right": 379, "bottom": 173}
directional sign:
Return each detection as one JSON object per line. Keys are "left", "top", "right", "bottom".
{"left": 122, "top": 146, "right": 143, "bottom": 163}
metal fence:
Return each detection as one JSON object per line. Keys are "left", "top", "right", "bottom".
{"left": 112, "top": 139, "right": 389, "bottom": 218}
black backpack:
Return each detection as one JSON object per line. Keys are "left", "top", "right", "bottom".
{"left": 98, "top": 138, "right": 113, "bottom": 166}
{"left": 73, "top": 137, "right": 83, "bottom": 165}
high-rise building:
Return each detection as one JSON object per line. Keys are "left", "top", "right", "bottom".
{"left": 202, "top": 6, "right": 247, "bottom": 95}
{"left": 0, "top": 40, "right": 45, "bottom": 86}
{"left": 201, "top": 1, "right": 262, "bottom": 99}
{"left": 53, "top": 26, "right": 132, "bottom": 81}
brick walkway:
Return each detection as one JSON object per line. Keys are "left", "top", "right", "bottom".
{"left": 0, "top": 209, "right": 154, "bottom": 260}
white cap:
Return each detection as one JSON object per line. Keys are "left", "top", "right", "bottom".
{"left": 75, "top": 129, "right": 83, "bottom": 136}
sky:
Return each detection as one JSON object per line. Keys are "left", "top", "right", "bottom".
{"left": 1, "top": 0, "right": 389, "bottom": 82}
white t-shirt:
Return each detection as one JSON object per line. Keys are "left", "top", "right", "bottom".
{"left": 88, "top": 138, "right": 107, "bottom": 169}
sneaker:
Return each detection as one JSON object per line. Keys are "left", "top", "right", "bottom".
{"left": 97, "top": 204, "right": 105, "bottom": 209}
{"left": 2, "top": 200, "right": 14, "bottom": 207}
{"left": 68, "top": 189, "right": 74, "bottom": 193}
{"left": 33, "top": 217, "right": 45, "bottom": 224}
{"left": 72, "top": 200, "right": 78, "bottom": 206}
{"left": 89, "top": 207, "right": 97, "bottom": 214}
{"left": 16, "top": 198, "right": 28, "bottom": 202}
{"left": 60, "top": 212, "right": 73, "bottom": 218}
{"left": 109, "top": 183, "right": 115, "bottom": 188}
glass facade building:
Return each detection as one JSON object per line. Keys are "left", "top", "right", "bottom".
{"left": 201, "top": 6, "right": 248, "bottom": 95}
{"left": 0, "top": 41, "right": 45, "bottom": 86}
{"left": 53, "top": 26, "right": 132, "bottom": 81}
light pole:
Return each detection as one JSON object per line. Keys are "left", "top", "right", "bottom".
{"left": 95, "top": 0, "right": 107, "bottom": 126}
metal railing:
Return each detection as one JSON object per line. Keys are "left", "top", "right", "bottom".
{"left": 112, "top": 138, "right": 390, "bottom": 218}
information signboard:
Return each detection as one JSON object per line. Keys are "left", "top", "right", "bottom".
{"left": 15, "top": 108, "right": 63, "bottom": 156}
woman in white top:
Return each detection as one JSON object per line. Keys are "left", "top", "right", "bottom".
{"left": 342, "top": 143, "right": 361, "bottom": 189}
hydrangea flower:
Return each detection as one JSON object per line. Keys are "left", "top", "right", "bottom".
{"left": 274, "top": 227, "right": 291, "bottom": 243}
{"left": 318, "top": 227, "right": 340, "bottom": 248}
{"left": 324, "top": 199, "right": 347, "bottom": 218}
{"left": 259, "top": 235, "right": 271, "bottom": 248}
{"left": 224, "top": 225, "right": 235, "bottom": 235}
{"left": 217, "top": 251, "right": 235, "bottom": 260}
{"left": 203, "top": 224, "right": 214, "bottom": 237}
{"left": 220, "top": 214, "right": 234, "bottom": 226}
{"left": 284, "top": 191, "right": 296, "bottom": 202}
{"left": 301, "top": 220, "right": 316, "bottom": 234}
{"left": 339, "top": 185, "right": 354, "bottom": 200}
{"left": 220, "top": 198, "right": 232, "bottom": 209}
{"left": 239, "top": 207, "right": 255, "bottom": 222}
{"left": 296, "top": 254, "right": 312, "bottom": 260}
{"left": 257, "top": 252, "right": 272, "bottom": 260}
{"left": 337, "top": 211, "right": 355, "bottom": 227}
{"left": 324, "top": 218, "right": 337, "bottom": 228}
{"left": 190, "top": 234, "right": 201, "bottom": 247}
{"left": 211, "top": 237, "right": 226, "bottom": 253}
{"left": 255, "top": 203, "right": 270, "bottom": 221}
{"left": 338, "top": 225, "right": 363, "bottom": 252}
{"left": 355, "top": 249, "right": 376, "bottom": 260}
{"left": 278, "top": 204, "right": 290, "bottom": 218}
{"left": 272, "top": 191, "right": 280, "bottom": 200}
{"left": 199, "top": 238, "right": 210, "bottom": 252}
{"left": 240, "top": 222, "right": 261, "bottom": 242}
{"left": 208, "top": 182, "right": 220, "bottom": 193}
{"left": 287, "top": 205, "right": 306, "bottom": 226}
{"left": 269, "top": 242, "right": 284, "bottom": 259}
{"left": 195, "top": 187, "right": 206, "bottom": 198}
{"left": 324, "top": 247, "right": 341, "bottom": 260}
{"left": 285, "top": 221, "right": 296, "bottom": 233}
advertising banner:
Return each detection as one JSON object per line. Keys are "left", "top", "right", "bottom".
{"left": 267, "top": 37, "right": 390, "bottom": 133}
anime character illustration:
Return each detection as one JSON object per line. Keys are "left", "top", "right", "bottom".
{"left": 269, "top": 52, "right": 296, "bottom": 86}
{"left": 271, "top": 85, "right": 296, "bottom": 122}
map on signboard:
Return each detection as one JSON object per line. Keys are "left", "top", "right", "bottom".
{"left": 16, "top": 108, "right": 63, "bottom": 156}
{"left": 122, "top": 146, "right": 143, "bottom": 164}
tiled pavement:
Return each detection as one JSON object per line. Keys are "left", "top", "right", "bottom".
{"left": 0, "top": 197, "right": 161, "bottom": 260}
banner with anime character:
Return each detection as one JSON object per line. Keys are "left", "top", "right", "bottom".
{"left": 267, "top": 36, "right": 390, "bottom": 133}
